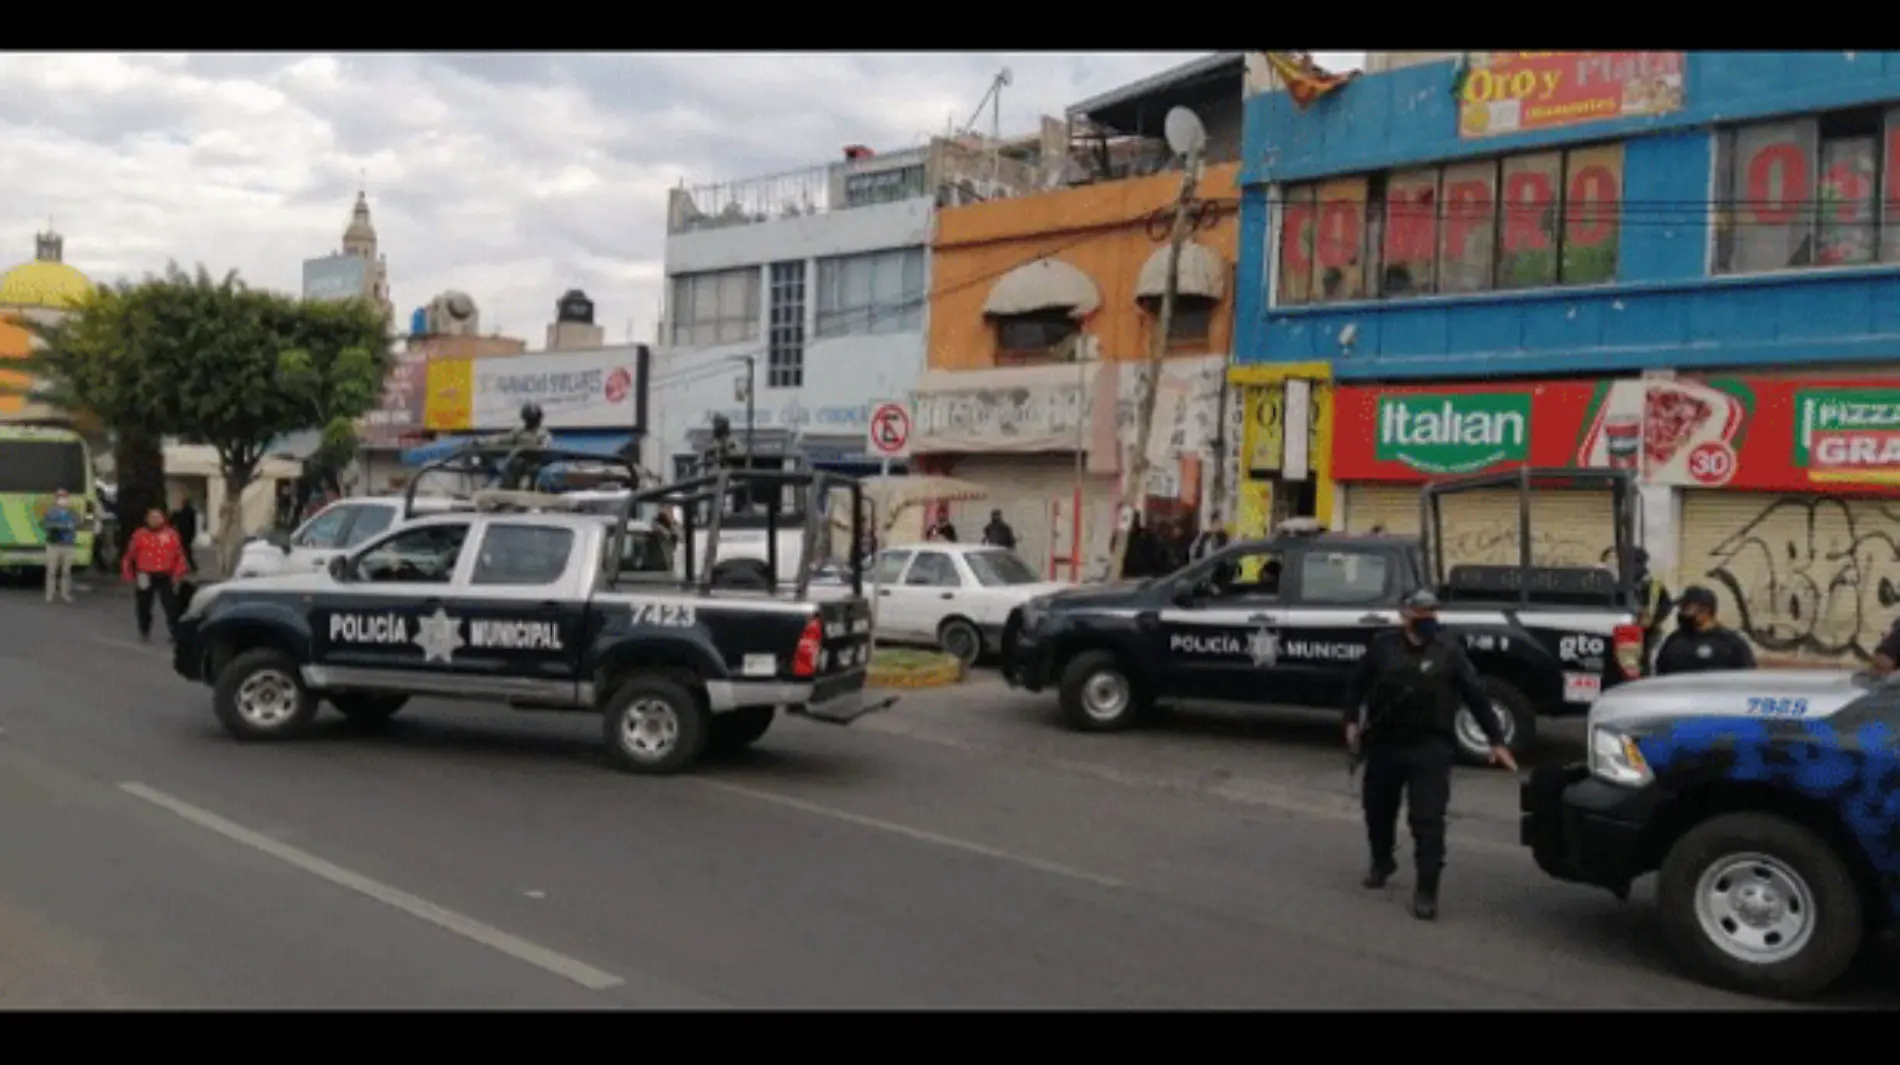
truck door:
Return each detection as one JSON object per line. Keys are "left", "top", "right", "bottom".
{"left": 313, "top": 520, "right": 474, "bottom": 682}
{"left": 1279, "top": 545, "right": 1400, "bottom": 710}
{"left": 453, "top": 522, "right": 586, "bottom": 700}
{"left": 1157, "top": 543, "right": 1291, "bottom": 703}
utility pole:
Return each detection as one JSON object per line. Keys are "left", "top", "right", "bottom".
{"left": 733, "top": 354, "right": 757, "bottom": 462}
{"left": 1109, "top": 141, "right": 1202, "bottom": 581}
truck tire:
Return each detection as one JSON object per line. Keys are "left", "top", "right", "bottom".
{"left": 708, "top": 707, "right": 775, "bottom": 755}
{"left": 213, "top": 648, "right": 319, "bottom": 742}
{"left": 1057, "top": 650, "right": 1149, "bottom": 732}
{"left": 1657, "top": 811, "right": 1865, "bottom": 1001}
{"left": 1452, "top": 676, "right": 1537, "bottom": 766}
{"left": 938, "top": 617, "right": 983, "bottom": 668}
{"left": 331, "top": 694, "right": 408, "bottom": 726}
{"left": 602, "top": 674, "right": 710, "bottom": 775}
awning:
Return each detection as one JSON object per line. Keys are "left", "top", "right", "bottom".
{"left": 981, "top": 258, "right": 1102, "bottom": 319}
{"left": 401, "top": 435, "right": 479, "bottom": 467}
{"left": 1134, "top": 242, "right": 1228, "bottom": 302}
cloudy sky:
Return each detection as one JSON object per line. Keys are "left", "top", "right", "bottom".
{"left": 0, "top": 52, "right": 1362, "bottom": 344}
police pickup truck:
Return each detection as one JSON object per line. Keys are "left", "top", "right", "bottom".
{"left": 1521, "top": 668, "right": 1900, "bottom": 1000}
{"left": 1001, "top": 469, "right": 1649, "bottom": 764}
{"left": 171, "top": 455, "right": 884, "bottom": 775}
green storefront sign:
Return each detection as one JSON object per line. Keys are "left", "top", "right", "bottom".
{"left": 1792, "top": 387, "right": 1900, "bottom": 467}
{"left": 1375, "top": 392, "right": 1533, "bottom": 474}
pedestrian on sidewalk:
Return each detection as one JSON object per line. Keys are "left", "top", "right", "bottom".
{"left": 1343, "top": 589, "right": 1517, "bottom": 922}
{"left": 38, "top": 487, "right": 81, "bottom": 603}
{"left": 981, "top": 509, "right": 1017, "bottom": 550}
{"left": 123, "top": 507, "right": 190, "bottom": 644}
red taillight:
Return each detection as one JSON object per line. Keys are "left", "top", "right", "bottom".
{"left": 792, "top": 616, "right": 823, "bottom": 678}
{"left": 1613, "top": 623, "right": 1645, "bottom": 678}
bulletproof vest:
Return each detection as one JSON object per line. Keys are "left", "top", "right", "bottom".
{"left": 1366, "top": 638, "right": 1461, "bottom": 740}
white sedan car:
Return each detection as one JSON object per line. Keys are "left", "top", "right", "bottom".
{"left": 861, "top": 543, "right": 1069, "bottom": 666}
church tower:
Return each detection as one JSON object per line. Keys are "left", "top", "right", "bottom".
{"left": 341, "top": 189, "right": 393, "bottom": 320}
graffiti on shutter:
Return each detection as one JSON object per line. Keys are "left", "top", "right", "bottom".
{"left": 1343, "top": 485, "right": 1610, "bottom": 567}
{"left": 1681, "top": 492, "right": 1900, "bottom": 666}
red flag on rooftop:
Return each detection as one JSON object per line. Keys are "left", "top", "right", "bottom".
{"left": 1263, "top": 52, "right": 1356, "bottom": 109}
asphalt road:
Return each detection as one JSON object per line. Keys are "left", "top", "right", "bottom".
{"left": 0, "top": 584, "right": 1893, "bottom": 1008}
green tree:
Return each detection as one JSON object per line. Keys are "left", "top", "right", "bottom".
{"left": 21, "top": 265, "right": 390, "bottom": 575}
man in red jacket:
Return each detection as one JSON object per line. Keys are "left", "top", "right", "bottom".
{"left": 123, "top": 507, "right": 189, "bottom": 643}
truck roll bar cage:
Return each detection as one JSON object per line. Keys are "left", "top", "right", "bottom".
{"left": 625, "top": 468, "right": 864, "bottom": 601}
{"left": 1419, "top": 466, "right": 1641, "bottom": 610}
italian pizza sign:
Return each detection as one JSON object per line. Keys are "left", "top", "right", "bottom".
{"left": 1333, "top": 374, "right": 1900, "bottom": 495}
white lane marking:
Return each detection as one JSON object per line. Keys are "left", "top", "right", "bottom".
{"left": 117, "top": 782, "right": 625, "bottom": 992}
{"left": 695, "top": 777, "right": 1126, "bottom": 890}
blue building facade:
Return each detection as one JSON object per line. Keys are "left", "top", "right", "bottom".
{"left": 1236, "top": 51, "right": 1900, "bottom": 379}
{"left": 1230, "top": 53, "right": 1900, "bottom": 670}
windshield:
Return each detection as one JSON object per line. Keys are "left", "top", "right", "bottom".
{"left": 966, "top": 549, "right": 1040, "bottom": 586}
{"left": 0, "top": 440, "right": 88, "bottom": 494}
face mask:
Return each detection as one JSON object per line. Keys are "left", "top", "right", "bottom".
{"left": 1677, "top": 610, "right": 1702, "bottom": 631}
{"left": 1407, "top": 617, "right": 1440, "bottom": 641}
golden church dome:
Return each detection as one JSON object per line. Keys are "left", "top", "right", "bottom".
{"left": 0, "top": 260, "right": 92, "bottom": 309}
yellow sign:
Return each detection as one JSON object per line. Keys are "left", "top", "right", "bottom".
{"left": 423, "top": 358, "right": 472, "bottom": 431}
{"left": 1244, "top": 387, "right": 1284, "bottom": 473}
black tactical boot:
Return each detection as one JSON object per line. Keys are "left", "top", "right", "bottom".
{"left": 1363, "top": 860, "right": 1397, "bottom": 889}
{"left": 1412, "top": 870, "right": 1440, "bottom": 920}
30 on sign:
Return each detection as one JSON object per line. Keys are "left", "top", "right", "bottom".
{"left": 1686, "top": 441, "right": 1736, "bottom": 486}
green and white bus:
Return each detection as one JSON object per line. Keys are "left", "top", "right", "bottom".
{"left": 0, "top": 422, "right": 96, "bottom": 576}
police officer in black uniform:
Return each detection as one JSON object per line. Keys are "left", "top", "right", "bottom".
{"left": 1653, "top": 585, "right": 1756, "bottom": 676}
{"left": 1343, "top": 589, "right": 1518, "bottom": 921}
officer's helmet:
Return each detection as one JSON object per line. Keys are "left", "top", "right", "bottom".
{"left": 520, "top": 403, "right": 544, "bottom": 431}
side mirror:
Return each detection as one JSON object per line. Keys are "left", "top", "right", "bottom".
{"left": 1171, "top": 581, "right": 1199, "bottom": 608}
{"left": 327, "top": 555, "right": 349, "bottom": 582}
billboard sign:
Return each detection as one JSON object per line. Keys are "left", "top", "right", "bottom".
{"left": 471, "top": 346, "right": 645, "bottom": 430}
{"left": 302, "top": 254, "right": 367, "bottom": 303}
{"left": 1458, "top": 52, "right": 1685, "bottom": 140}
{"left": 423, "top": 358, "right": 473, "bottom": 431}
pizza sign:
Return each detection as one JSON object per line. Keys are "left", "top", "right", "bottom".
{"left": 1794, "top": 388, "right": 1900, "bottom": 484}
{"left": 1575, "top": 379, "right": 1746, "bottom": 486}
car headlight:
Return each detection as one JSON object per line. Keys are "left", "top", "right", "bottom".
{"left": 1588, "top": 725, "right": 1653, "bottom": 787}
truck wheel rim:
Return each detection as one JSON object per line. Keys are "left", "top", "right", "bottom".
{"left": 621, "top": 698, "right": 680, "bottom": 759}
{"left": 1455, "top": 702, "right": 1515, "bottom": 754}
{"left": 236, "top": 670, "right": 300, "bottom": 728}
{"left": 1694, "top": 852, "right": 1816, "bottom": 965}
{"left": 1081, "top": 671, "right": 1130, "bottom": 721}
{"left": 943, "top": 624, "right": 978, "bottom": 664}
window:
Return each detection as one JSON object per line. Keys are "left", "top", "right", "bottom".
{"left": 339, "top": 505, "right": 395, "bottom": 547}
{"left": 1200, "top": 546, "right": 1283, "bottom": 599}
{"left": 1298, "top": 550, "right": 1391, "bottom": 605}
{"left": 1714, "top": 107, "right": 1888, "bottom": 275}
{"left": 471, "top": 524, "right": 574, "bottom": 586}
{"left": 293, "top": 505, "right": 355, "bottom": 549}
{"left": 993, "top": 309, "right": 1078, "bottom": 360}
{"left": 1138, "top": 294, "right": 1216, "bottom": 349}
{"left": 844, "top": 165, "right": 927, "bottom": 208}
{"left": 1276, "top": 143, "right": 1625, "bottom": 305}
{"left": 768, "top": 260, "right": 806, "bottom": 389}
{"left": 612, "top": 527, "right": 674, "bottom": 580}
{"left": 965, "top": 549, "right": 1039, "bottom": 587}
{"left": 669, "top": 268, "right": 760, "bottom": 347}
{"left": 815, "top": 247, "right": 924, "bottom": 338}
{"left": 0, "top": 440, "right": 86, "bottom": 494}
{"left": 904, "top": 551, "right": 961, "bottom": 587}
{"left": 873, "top": 550, "right": 913, "bottom": 584}
{"left": 351, "top": 522, "right": 469, "bottom": 584}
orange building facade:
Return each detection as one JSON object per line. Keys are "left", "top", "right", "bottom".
{"left": 913, "top": 162, "right": 1242, "bottom": 580}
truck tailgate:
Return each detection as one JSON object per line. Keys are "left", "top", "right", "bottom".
{"left": 797, "top": 596, "right": 884, "bottom": 725}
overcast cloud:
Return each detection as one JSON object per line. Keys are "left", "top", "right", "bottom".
{"left": 0, "top": 51, "right": 1362, "bottom": 344}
